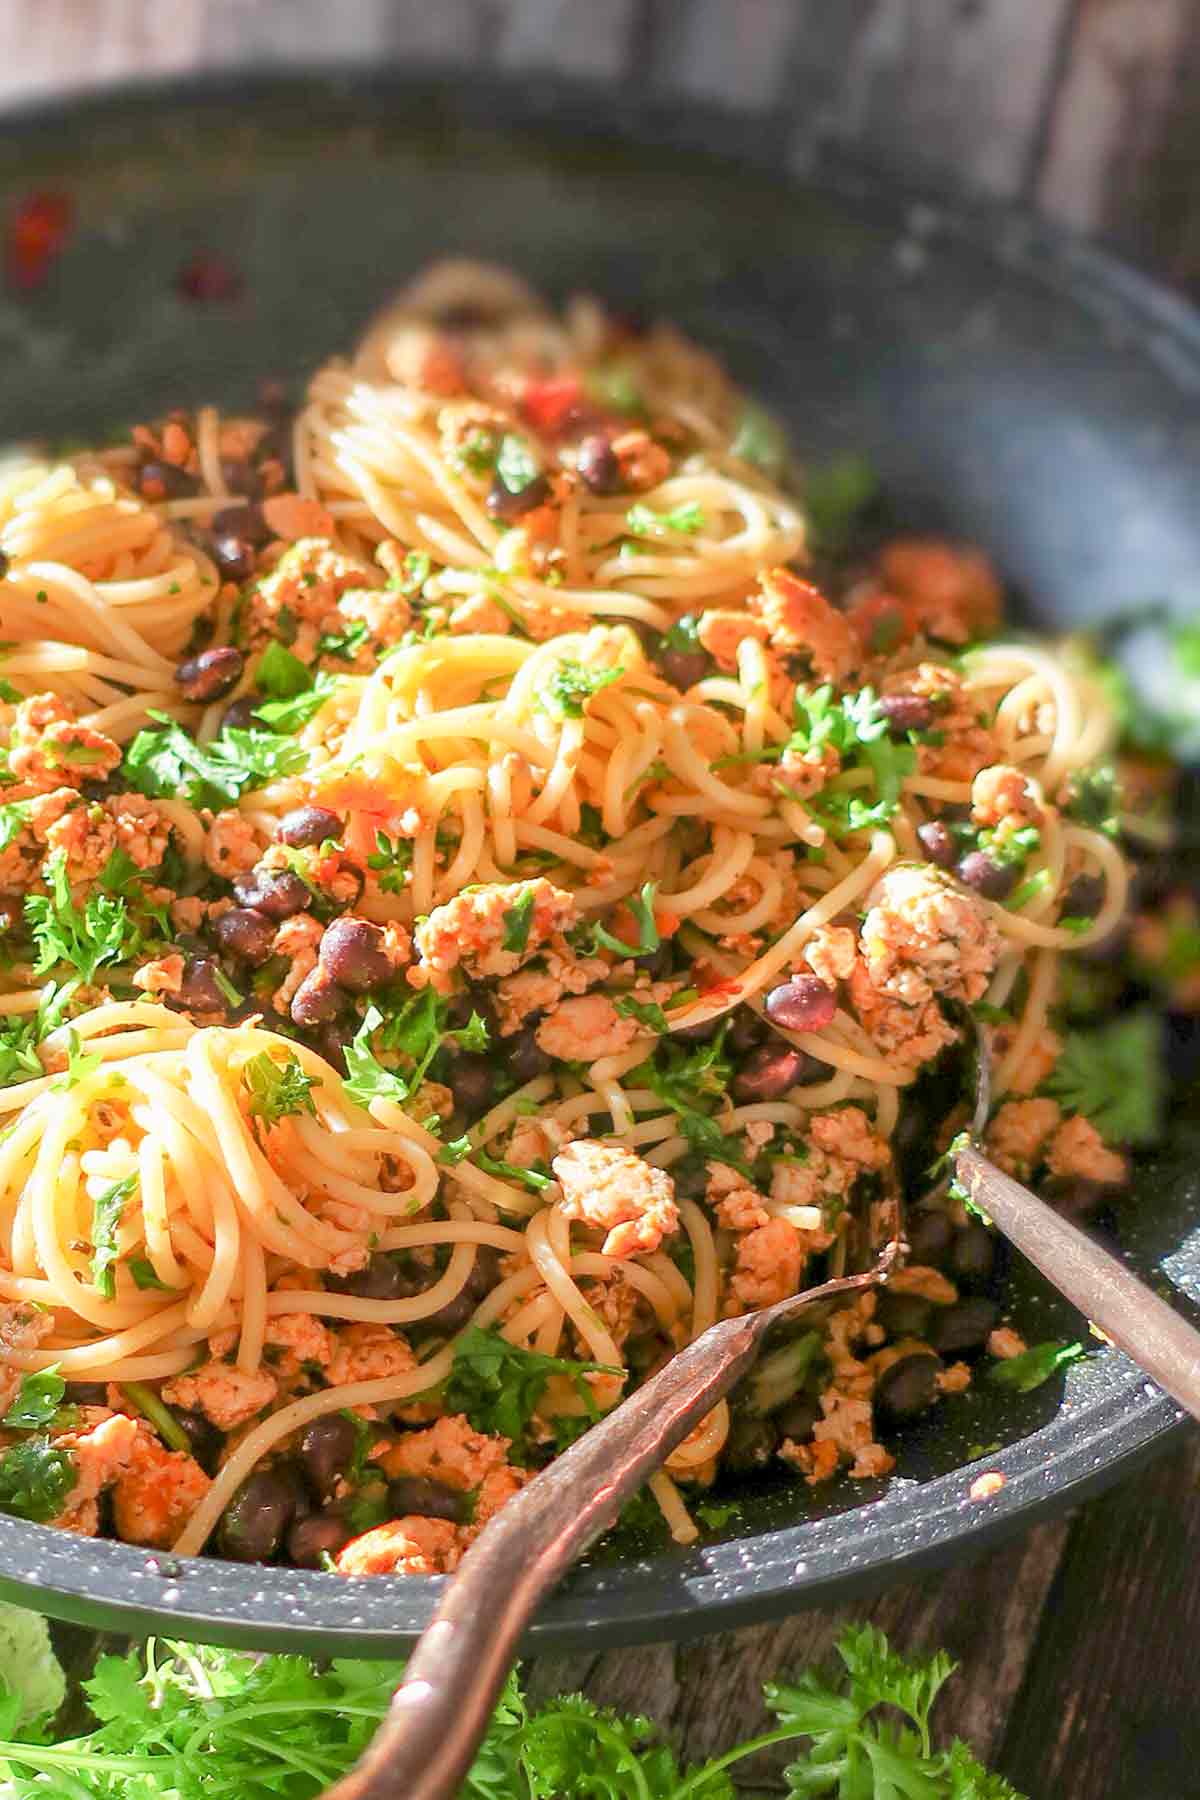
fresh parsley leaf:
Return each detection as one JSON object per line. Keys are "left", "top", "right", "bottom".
{"left": 449, "top": 1012, "right": 491, "bottom": 1054}
{"left": 51, "top": 1028, "right": 102, "bottom": 1091}
{"left": 989, "top": 1340, "right": 1086, "bottom": 1394}
{"left": 242, "top": 1050, "right": 318, "bottom": 1126}
{"left": 1064, "top": 762, "right": 1120, "bottom": 838}
{"left": 255, "top": 641, "right": 312, "bottom": 699}
{"left": 26, "top": 849, "right": 143, "bottom": 986}
{"left": 614, "top": 993, "right": 670, "bottom": 1033}
{"left": 0, "top": 1016, "right": 43, "bottom": 1087}
{"left": 444, "top": 1326, "right": 614, "bottom": 1450}
{"left": 123, "top": 711, "right": 307, "bottom": 810}
{"left": 253, "top": 670, "right": 341, "bottom": 733}
{"left": 0, "top": 1435, "right": 75, "bottom": 1523}
{"left": 343, "top": 1004, "right": 416, "bottom": 1109}
{"left": 502, "top": 887, "right": 536, "bottom": 954}
{"left": 590, "top": 881, "right": 660, "bottom": 957}
{"left": 540, "top": 658, "right": 623, "bottom": 720}
{"left": 315, "top": 617, "right": 372, "bottom": 662}
{"left": 437, "top": 1133, "right": 473, "bottom": 1165}
{"left": 366, "top": 830, "right": 413, "bottom": 895}
{"left": 632, "top": 1025, "right": 750, "bottom": 1173}
{"left": 495, "top": 434, "right": 542, "bottom": 496}
{"left": 128, "top": 1256, "right": 174, "bottom": 1292}
{"left": 792, "top": 683, "right": 916, "bottom": 836}
{"left": 476, "top": 1149, "right": 552, "bottom": 1194}
{"left": 804, "top": 453, "right": 879, "bottom": 555}
{"left": 585, "top": 362, "right": 643, "bottom": 414}
{"left": 694, "top": 1499, "right": 742, "bottom": 1530}
{"left": 1044, "top": 1014, "right": 1163, "bottom": 1145}
{"left": 626, "top": 500, "right": 705, "bottom": 538}
{"left": 91, "top": 1172, "right": 137, "bottom": 1301}
{"left": 344, "top": 991, "right": 471, "bottom": 1110}
{"left": 2, "top": 1366, "right": 67, "bottom": 1431}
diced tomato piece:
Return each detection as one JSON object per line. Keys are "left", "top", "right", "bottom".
{"left": 521, "top": 375, "right": 586, "bottom": 436}
{"left": 7, "top": 190, "right": 72, "bottom": 290}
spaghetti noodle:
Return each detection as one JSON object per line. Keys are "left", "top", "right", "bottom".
{"left": 0, "top": 264, "right": 1148, "bottom": 1574}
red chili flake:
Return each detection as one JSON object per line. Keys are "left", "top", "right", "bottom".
{"left": 697, "top": 976, "right": 743, "bottom": 1001}
{"left": 521, "top": 375, "right": 587, "bottom": 437}
{"left": 176, "top": 251, "right": 244, "bottom": 304}
{"left": 6, "top": 190, "right": 73, "bottom": 291}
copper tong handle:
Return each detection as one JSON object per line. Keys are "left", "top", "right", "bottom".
{"left": 322, "top": 1265, "right": 888, "bottom": 1800}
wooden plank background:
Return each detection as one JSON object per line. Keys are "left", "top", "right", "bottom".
{"left": 1, "top": 1, "right": 1199, "bottom": 293}
{"left": 6, "top": 5, "right": 1200, "bottom": 1794}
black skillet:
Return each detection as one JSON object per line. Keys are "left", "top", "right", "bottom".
{"left": 0, "top": 69, "right": 1196, "bottom": 1653}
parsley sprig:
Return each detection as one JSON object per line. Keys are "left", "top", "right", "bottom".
{"left": 242, "top": 1050, "right": 319, "bottom": 1126}
{"left": 0, "top": 1620, "right": 1025, "bottom": 1796}
{"left": 1044, "top": 1014, "right": 1163, "bottom": 1145}
{"left": 123, "top": 711, "right": 307, "bottom": 811}
{"left": 539, "top": 658, "right": 624, "bottom": 720}
{"left": 789, "top": 685, "right": 917, "bottom": 836}
{"left": 444, "top": 1326, "right": 616, "bottom": 1454}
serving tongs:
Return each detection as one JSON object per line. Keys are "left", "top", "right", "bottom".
{"left": 327, "top": 1022, "right": 1200, "bottom": 1800}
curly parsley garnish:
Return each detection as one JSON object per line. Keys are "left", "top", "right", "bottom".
{"left": 1044, "top": 1014, "right": 1163, "bottom": 1146}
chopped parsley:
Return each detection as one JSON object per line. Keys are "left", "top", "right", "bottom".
{"left": 344, "top": 991, "right": 488, "bottom": 1110}
{"left": 253, "top": 670, "right": 342, "bottom": 733}
{"left": 366, "top": 830, "right": 413, "bottom": 896}
{"left": 539, "top": 658, "right": 623, "bottom": 720}
{"left": 25, "top": 849, "right": 148, "bottom": 987}
{"left": 314, "top": 618, "right": 371, "bottom": 662}
{"left": 128, "top": 1256, "right": 174, "bottom": 1292}
{"left": 501, "top": 888, "right": 536, "bottom": 954}
{"left": 614, "top": 993, "right": 671, "bottom": 1033}
{"left": 625, "top": 500, "right": 705, "bottom": 539}
{"left": 589, "top": 881, "right": 660, "bottom": 957}
{"left": 1044, "top": 1014, "right": 1163, "bottom": 1146}
{"left": 90, "top": 1172, "right": 137, "bottom": 1302}
{"left": 0, "top": 1434, "right": 75, "bottom": 1522}
{"left": 1064, "top": 762, "right": 1120, "bottom": 838}
{"left": 242, "top": 1050, "right": 319, "bottom": 1126}
{"left": 254, "top": 642, "right": 312, "bottom": 699}
{"left": 789, "top": 683, "right": 916, "bottom": 836}
{"left": 123, "top": 712, "right": 307, "bottom": 811}
{"left": 0, "top": 800, "right": 30, "bottom": 854}
{"left": 1, "top": 1366, "right": 67, "bottom": 1432}
{"left": 475, "top": 1149, "right": 552, "bottom": 1195}
{"left": 989, "top": 1340, "right": 1086, "bottom": 1393}
{"left": 494, "top": 434, "right": 542, "bottom": 497}
{"left": 633, "top": 1025, "right": 749, "bottom": 1172}
{"left": 444, "top": 1326, "right": 616, "bottom": 1452}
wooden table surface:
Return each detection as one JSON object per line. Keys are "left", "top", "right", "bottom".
{"left": 7, "top": 5, "right": 1200, "bottom": 1797}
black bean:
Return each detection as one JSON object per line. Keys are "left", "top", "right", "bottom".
{"left": 927, "top": 1297, "right": 999, "bottom": 1356}
{"left": 722, "top": 1413, "right": 779, "bottom": 1473}
{"left": 656, "top": 643, "right": 711, "bottom": 691}
{"left": 212, "top": 501, "right": 271, "bottom": 547}
{"left": 299, "top": 1415, "right": 359, "bottom": 1500}
{"left": 327, "top": 1251, "right": 420, "bottom": 1302}
{"left": 386, "top": 1476, "right": 468, "bottom": 1523}
{"left": 669, "top": 1155, "right": 710, "bottom": 1201}
{"left": 319, "top": 917, "right": 394, "bottom": 993}
{"left": 874, "top": 1291, "right": 932, "bottom": 1339}
{"left": 222, "top": 692, "right": 263, "bottom": 732}
{"left": 213, "top": 907, "right": 276, "bottom": 965}
{"left": 290, "top": 967, "right": 346, "bottom": 1027}
{"left": 174, "top": 645, "right": 244, "bottom": 703}
{"left": 875, "top": 1352, "right": 941, "bottom": 1422}
{"left": 576, "top": 434, "right": 622, "bottom": 495}
{"left": 139, "top": 459, "right": 198, "bottom": 501}
{"left": 906, "top": 1209, "right": 955, "bottom": 1269}
{"left": 172, "top": 1407, "right": 222, "bottom": 1474}
{"left": 632, "top": 941, "right": 673, "bottom": 980}
{"left": 217, "top": 1465, "right": 308, "bottom": 1562}
{"left": 447, "top": 1052, "right": 497, "bottom": 1119}
{"left": 956, "top": 850, "right": 1018, "bottom": 900}
{"left": 726, "top": 1007, "right": 767, "bottom": 1055}
{"left": 878, "top": 693, "right": 933, "bottom": 734}
{"left": 509, "top": 1025, "right": 552, "bottom": 1084}
{"left": 64, "top": 1381, "right": 108, "bottom": 1406}
{"left": 423, "top": 1246, "right": 501, "bottom": 1333}
{"left": 917, "top": 820, "right": 958, "bottom": 869}
{"left": 764, "top": 975, "right": 837, "bottom": 1033}
{"left": 485, "top": 470, "right": 551, "bottom": 521}
{"left": 773, "top": 1395, "right": 819, "bottom": 1441}
{"left": 287, "top": 1511, "right": 353, "bottom": 1569}
{"left": 0, "top": 549, "right": 10, "bottom": 579}
{"left": 672, "top": 1015, "right": 722, "bottom": 1046}
{"left": 277, "top": 805, "right": 343, "bottom": 849}
{"left": 211, "top": 534, "right": 256, "bottom": 584}
{"left": 221, "top": 457, "right": 263, "bottom": 499}
{"left": 732, "top": 1043, "right": 812, "bottom": 1101}
{"left": 1062, "top": 872, "right": 1104, "bottom": 920}
{"left": 949, "top": 1221, "right": 996, "bottom": 1288}
{"left": 232, "top": 867, "right": 311, "bottom": 920}
{"left": 177, "top": 956, "right": 228, "bottom": 1014}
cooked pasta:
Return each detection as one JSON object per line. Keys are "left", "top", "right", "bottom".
{"left": 0, "top": 262, "right": 1156, "bottom": 1576}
